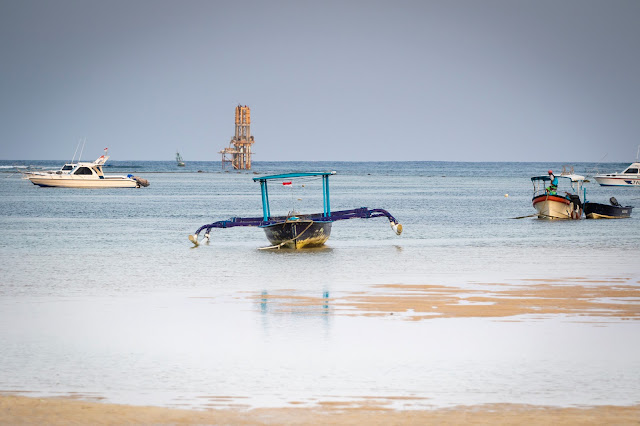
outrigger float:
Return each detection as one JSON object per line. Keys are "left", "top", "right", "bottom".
{"left": 189, "top": 171, "right": 403, "bottom": 249}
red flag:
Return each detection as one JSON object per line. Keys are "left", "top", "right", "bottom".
{"left": 282, "top": 181, "right": 292, "bottom": 185}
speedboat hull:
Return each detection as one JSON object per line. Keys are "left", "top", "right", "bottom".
{"left": 261, "top": 220, "right": 332, "bottom": 249}
{"left": 593, "top": 175, "right": 640, "bottom": 186}
{"left": 532, "top": 194, "right": 582, "bottom": 219}
{"left": 28, "top": 176, "right": 139, "bottom": 188}
{"left": 584, "top": 202, "right": 633, "bottom": 219}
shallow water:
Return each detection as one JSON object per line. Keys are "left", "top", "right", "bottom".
{"left": 1, "top": 161, "right": 639, "bottom": 409}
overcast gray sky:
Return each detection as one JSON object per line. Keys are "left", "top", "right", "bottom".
{"left": 1, "top": 0, "right": 639, "bottom": 162}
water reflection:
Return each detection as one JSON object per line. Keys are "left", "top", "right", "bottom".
{"left": 257, "top": 289, "right": 332, "bottom": 315}
{"left": 257, "top": 289, "right": 332, "bottom": 336}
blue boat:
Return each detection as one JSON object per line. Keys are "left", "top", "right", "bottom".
{"left": 189, "top": 171, "right": 402, "bottom": 248}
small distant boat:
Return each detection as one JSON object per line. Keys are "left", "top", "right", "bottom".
{"left": 189, "top": 171, "right": 402, "bottom": 248}
{"left": 176, "top": 152, "right": 185, "bottom": 167}
{"left": 584, "top": 197, "right": 633, "bottom": 219}
{"left": 531, "top": 171, "right": 585, "bottom": 219}
{"left": 594, "top": 146, "right": 640, "bottom": 186}
{"left": 27, "top": 149, "right": 149, "bottom": 188}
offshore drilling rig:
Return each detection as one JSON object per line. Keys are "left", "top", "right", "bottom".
{"left": 219, "top": 104, "right": 255, "bottom": 169}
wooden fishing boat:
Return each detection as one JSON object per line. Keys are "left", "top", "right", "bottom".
{"left": 189, "top": 171, "right": 402, "bottom": 248}
{"left": 584, "top": 197, "right": 633, "bottom": 219}
{"left": 531, "top": 172, "right": 585, "bottom": 219}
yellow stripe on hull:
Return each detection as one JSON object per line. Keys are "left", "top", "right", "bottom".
{"left": 586, "top": 212, "right": 628, "bottom": 219}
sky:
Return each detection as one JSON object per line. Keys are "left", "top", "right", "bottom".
{"left": 1, "top": 0, "right": 639, "bottom": 162}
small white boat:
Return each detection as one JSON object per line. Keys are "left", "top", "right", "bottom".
{"left": 593, "top": 162, "right": 640, "bottom": 186}
{"left": 176, "top": 152, "right": 185, "bottom": 167}
{"left": 531, "top": 172, "right": 585, "bottom": 219}
{"left": 27, "top": 149, "right": 149, "bottom": 188}
{"left": 594, "top": 146, "right": 640, "bottom": 186}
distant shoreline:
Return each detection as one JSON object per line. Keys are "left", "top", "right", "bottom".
{"left": 0, "top": 159, "right": 632, "bottom": 164}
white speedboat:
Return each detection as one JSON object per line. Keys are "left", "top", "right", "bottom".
{"left": 593, "top": 162, "right": 640, "bottom": 186}
{"left": 531, "top": 172, "right": 585, "bottom": 219}
{"left": 27, "top": 150, "right": 149, "bottom": 188}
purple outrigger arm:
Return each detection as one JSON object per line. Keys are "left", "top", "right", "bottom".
{"left": 189, "top": 207, "right": 402, "bottom": 246}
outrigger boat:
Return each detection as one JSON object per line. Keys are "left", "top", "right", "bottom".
{"left": 531, "top": 172, "right": 585, "bottom": 219}
{"left": 189, "top": 171, "right": 403, "bottom": 248}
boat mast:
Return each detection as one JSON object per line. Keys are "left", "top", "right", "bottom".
{"left": 78, "top": 138, "right": 86, "bottom": 162}
{"left": 71, "top": 139, "right": 82, "bottom": 163}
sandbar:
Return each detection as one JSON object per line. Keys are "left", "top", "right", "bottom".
{"left": 253, "top": 278, "right": 640, "bottom": 320}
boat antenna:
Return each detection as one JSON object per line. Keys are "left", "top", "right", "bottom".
{"left": 71, "top": 139, "right": 81, "bottom": 163}
{"left": 78, "top": 138, "right": 86, "bottom": 162}
{"left": 636, "top": 144, "right": 640, "bottom": 161}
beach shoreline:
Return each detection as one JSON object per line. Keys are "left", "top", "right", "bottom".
{"left": 2, "top": 395, "right": 640, "bottom": 425}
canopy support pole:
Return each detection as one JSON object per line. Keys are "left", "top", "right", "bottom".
{"left": 260, "top": 180, "right": 271, "bottom": 221}
{"left": 322, "top": 174, "right": 330, "bottom": 217}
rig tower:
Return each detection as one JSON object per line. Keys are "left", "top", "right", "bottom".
{"left": 219, "top": 104, "right": 255, "bottom": 169}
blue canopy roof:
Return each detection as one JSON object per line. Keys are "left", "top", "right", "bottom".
{"left": 253, "top": 171, "right": 336, "bottom": 182}
{"left": 253, "top": 171, "right": 336, "bottom": 221}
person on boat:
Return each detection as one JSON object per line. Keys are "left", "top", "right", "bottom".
{"left": 547, "top": 170, "right": 558, "bottom": 195}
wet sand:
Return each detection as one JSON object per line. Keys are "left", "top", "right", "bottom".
{"left": 2, "top": 395, "right": 639, "bottom": 425}
{"left": 4, "top": 278, "right": 639, "bottom": 424}
{"left": 252, "top": 278, "right": 640, "bottom": 320}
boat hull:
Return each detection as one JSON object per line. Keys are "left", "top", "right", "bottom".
{"left": 593, "top": 176, "right": 640, "bottom": 186}
{"left": 28, "top": 176, "right": 139, "bottom": 188}
{"left": 261, "top": 220, "right": 332, "bottom": 249}
{"left": 532, "top": 194, "right": 582, "bottom": 219}
{"left": 584, "top": 202, "right": 633, "bottom": 219}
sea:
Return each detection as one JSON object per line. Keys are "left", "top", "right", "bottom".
{"left": 1, "top": 160, "right": 639, "bottom": 410}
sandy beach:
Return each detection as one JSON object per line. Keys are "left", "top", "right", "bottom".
{"left": 3, "top": 278, "right": 639, "bottom": 424}
{"left": 1, "top": 395, "right": 639, "bottom": 425}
